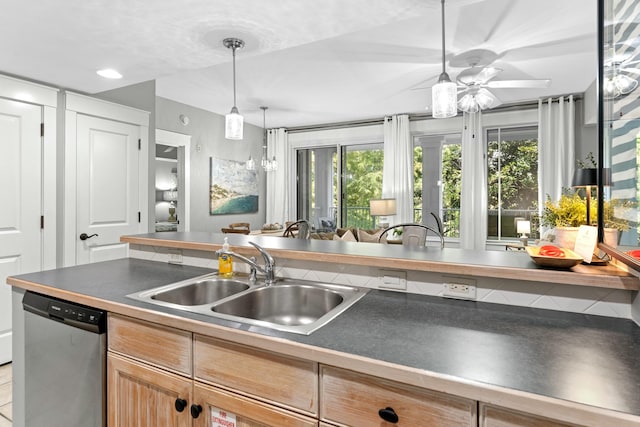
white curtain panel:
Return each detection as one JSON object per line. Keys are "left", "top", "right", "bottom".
{"left": 538, "top": 95, "right": 575, "bottom": 211}
{"left": 266, "top": 128, "right": 290, "bottom": 224}
{"left": 460, "top": 111, "right": 488, "bottom": 250}
{"left": 382, "top": 114, "right": 413, "bottom": 224}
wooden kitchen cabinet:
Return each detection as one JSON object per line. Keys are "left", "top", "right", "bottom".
{"left": 194, "top": 334, "right": 318, "bottom": 416}
{"left": 108, "top": 352, "right": 192, "bottom": 427}
{"left": 108, "top": 314, "right": 318, "bottom": 427}
{"left": 479, "top": 403, "right": 580, "bottom": 427}
{"left": 108, "top": 313, "right": 192, "bottom": 376}
{"left": 193, "top": 382, "right": 317, "bottom": 427}
{"left": 319, "top": 365, "right": 477, "bottom": 427}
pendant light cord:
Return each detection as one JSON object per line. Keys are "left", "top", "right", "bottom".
{"left": 440, "top": 0, "right": 446, "bottom": 75}
{"left": 232, "top": 46, "right": 237, "bottom": 108}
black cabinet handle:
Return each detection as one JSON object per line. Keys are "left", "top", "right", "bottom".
{"left": 79, "top": 233, "right": 99, "bottom": 240}
{"left": 174, "top": 398, "right": 187, "bottom": 412}
{"left": 378, "top": 407, "right": 399, "bottom": 423}
{"left": 190, "top": 404, "right": 203, "bottom": 419}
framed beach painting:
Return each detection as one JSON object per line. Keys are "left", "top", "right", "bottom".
{"left": 210, "top": 157, "right": 258, "bottom": 215}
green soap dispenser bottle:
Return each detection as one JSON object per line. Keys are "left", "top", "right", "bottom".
{"left": 218, "top": 237, "right": 233, "bottom": 277}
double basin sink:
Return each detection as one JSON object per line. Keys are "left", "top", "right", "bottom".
{"left": 127, "top": 274, "right": 369, "bottom": 335}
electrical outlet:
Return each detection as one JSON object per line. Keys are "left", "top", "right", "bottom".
{"left": 442, "top": 278, "right": 477, "bottom": 300}
{"left": 379, "top": 270, "right": 407, "bottom": 290}
{"left": 168, "top": 248, "right": 183, "bottom": 264}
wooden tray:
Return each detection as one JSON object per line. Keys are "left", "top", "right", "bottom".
{"left": 525, "top": 246, "right": 583, "bottom": 269}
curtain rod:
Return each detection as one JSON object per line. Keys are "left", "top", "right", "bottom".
{"left": 285, "top": 94, "right": 583, "bottom": 134}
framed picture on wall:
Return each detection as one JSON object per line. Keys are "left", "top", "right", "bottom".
{"left": 210, "top": 157, "right": 258, "bottom": 215}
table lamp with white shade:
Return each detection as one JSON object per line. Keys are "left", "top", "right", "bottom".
{"left": 517, "top": 220, "right": 531, "bottom": 246}
{"left": 369, "top": 198, "right": 397, "bottom": 229}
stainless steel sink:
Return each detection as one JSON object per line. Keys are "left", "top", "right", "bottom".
{"left": 151, "top": 278, "right": 250, "bottom": 306}
{"left": 213, "top": 284, "right": 345, "bottom": 326}
{"left": 127, "top": 274, "right": 368, "bottom": 335}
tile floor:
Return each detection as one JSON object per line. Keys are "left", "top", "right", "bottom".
{"left": 0, "top": 363, "right": 11, "bottom": 426}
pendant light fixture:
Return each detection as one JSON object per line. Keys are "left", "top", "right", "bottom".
{"left": 260, "top": 106, "right": 278, "bottom": 172}
{"left": 431, "top": 0, "right": 457, "bottom": 118}
{"left": 223, "top": 37, "right": 245, "bottom": 140}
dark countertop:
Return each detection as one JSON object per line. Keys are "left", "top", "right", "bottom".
{"left": 8, "top": 258, "right": 640, "bottom": 423}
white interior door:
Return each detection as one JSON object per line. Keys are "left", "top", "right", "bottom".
{"left": 0, "top": 98, "right": 42, "bottom": 364}
{"left": 76, "top": 115, "right": 141, "bottom": 265}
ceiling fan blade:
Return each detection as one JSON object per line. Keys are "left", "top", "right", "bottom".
{"left": 620, "top": 67, "right": 640, "bottom": 75}
{"left": 457, "top": 67, "right": 502, "bottom": 85}
{"left": 485, "top": 79, "right": 551, "bottom": 89}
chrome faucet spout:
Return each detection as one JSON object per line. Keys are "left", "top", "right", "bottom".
{"left": 214, "top": 241, "right": 276, "bottom": 285}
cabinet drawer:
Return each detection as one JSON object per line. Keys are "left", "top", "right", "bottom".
{"left": 108, "top": 314, "right": 192, "bottom": 376}
{"left": 194, "top": 383, "right": 318, "bottom": 427}
{"left": 479, "top": 403, "right": 579, "bottom": 427}
{"left": 194, "top": 335, "right": 318, "bottom": 416}
{"left": 320, "top": 366, "right": 476, "bottom": 427}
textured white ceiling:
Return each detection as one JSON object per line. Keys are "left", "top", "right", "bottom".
{"left": 1, "top": 0, "right": 597, "bottom": 127}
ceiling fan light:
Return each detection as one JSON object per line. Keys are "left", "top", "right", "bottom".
{"left": 603, "top": 77, "right": 619, "bottom": 98}
{"left": 458, "top": 94, "right": 479, "bottom": 113}
{"left": 432, "top": 74, "right": 458, "bottom": 118}
{"left": 225, "top": 108, "right": 243, "bottom": 140}
{"left": 475, "top": 89, "right": 496, "bottom": 110}
{"left": 615, "top": 74, "right": 637, "bottom": 94}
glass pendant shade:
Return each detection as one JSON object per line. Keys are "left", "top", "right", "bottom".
{"left": 245, "top": 155, "right": 255, "bottom": 170}
{"left": 432, "top": 74, "right": 457, "bottom": 118}
{"left": 225, "top": 106, "right": 243, "bottom": 140}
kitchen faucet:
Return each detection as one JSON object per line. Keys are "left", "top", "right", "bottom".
{"left": 215, "top": 241, "right": 276, "bottom": 285}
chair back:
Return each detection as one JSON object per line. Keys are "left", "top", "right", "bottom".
{"left": 283, "top": 219, "right": 311, "bottom": 239}
{"left": 429, "top": 212, "right": 445, "bottom": 235}
{"left": 378, "top": 223, "right": 444, "bottom": 248}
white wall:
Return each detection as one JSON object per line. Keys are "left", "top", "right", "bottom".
{"left": 155, "top": 97, "right": 266, "bottom": 232}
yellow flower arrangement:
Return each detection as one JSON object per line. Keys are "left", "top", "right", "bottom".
{"left": 540, "top": 190, "right": 629, "bottom": 231}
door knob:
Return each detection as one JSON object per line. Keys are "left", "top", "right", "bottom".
{"left": 79, "top": 233, "right": 99, "bottom": 241}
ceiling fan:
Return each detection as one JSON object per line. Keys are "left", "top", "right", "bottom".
{"left": 603, "top": 53, "right": 640, "bottom": 98}
{"left": 453, "top": 49, "right": 551, "bottom": 113}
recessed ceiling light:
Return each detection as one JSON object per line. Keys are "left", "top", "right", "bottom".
{"left": 96, "top": 69, "right": 122, "bottom": 79}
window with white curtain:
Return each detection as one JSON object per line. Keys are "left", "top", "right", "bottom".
{"left": 414, "top": 133, "right": 462, "bottom": 237}
{"left": 486, "top": 125, "right": 539, "bottom": 241}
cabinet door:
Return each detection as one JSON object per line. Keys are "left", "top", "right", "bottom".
{"left": 320, "top": 365, "right": 476, "bottom": 427}
{"left": 108, "top": 353, "right": 192, "bottom": 427}
{"left": 479, "top": 403, "right": 579, "bottom": 427}
{"left": 193, "top": 382, "right": 317, "bottom": 427}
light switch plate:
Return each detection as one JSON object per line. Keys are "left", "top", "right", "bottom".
{"left": 379, "top": 269, "right": 407, "bottom": 290}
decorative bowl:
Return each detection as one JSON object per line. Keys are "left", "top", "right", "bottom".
{"left": 525, "top": 246, "right": 583, "bottom": 269}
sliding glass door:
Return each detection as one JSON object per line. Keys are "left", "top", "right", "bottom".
{"left": 296, "top": 143, "right": 384, "bottom": 231}
{"left": 341, "top": 144, "right": 384, "bottom": 228}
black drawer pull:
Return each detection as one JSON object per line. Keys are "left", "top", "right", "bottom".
{"left": 378, "top": 406, "right": 399, "bottom": 423}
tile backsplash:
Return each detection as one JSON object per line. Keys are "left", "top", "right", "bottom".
{"left": 130, "top": 244, "right": 634, "bottom": 321}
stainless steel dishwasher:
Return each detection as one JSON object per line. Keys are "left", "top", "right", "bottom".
{"left": 23, "top": 291, "right": 106, "bottom": 427}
